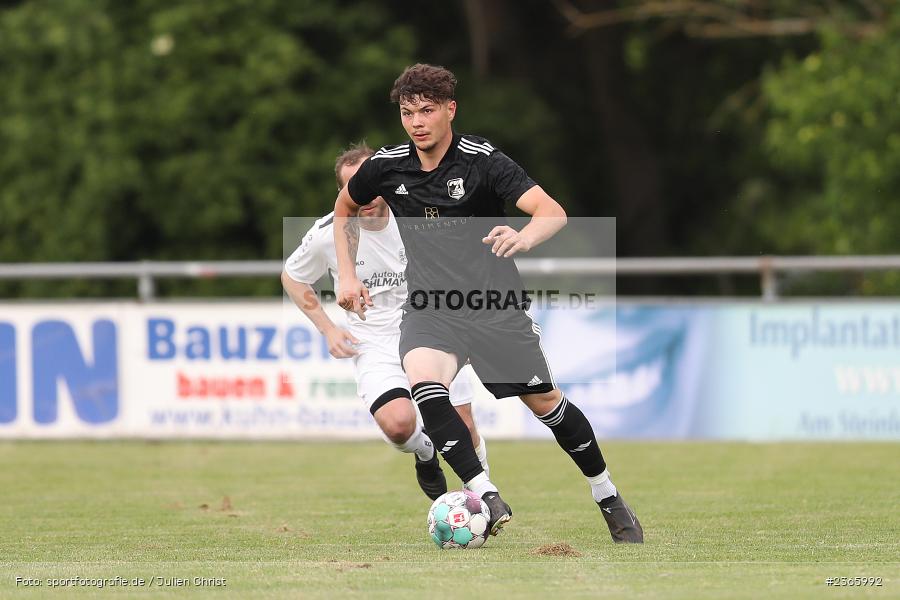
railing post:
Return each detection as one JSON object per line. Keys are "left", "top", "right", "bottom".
{"left": 138, "top": 262, "right": 155, "bottom": 302}
{"left": 760, "top": 256, "right": 778, "bottom": 301}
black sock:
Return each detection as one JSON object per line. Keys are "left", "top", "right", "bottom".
{"left": 412, "top": 381, "right": 483, "bottom": 483}
{"left": 537, "top": 394, "right": 606, "bottom": 477}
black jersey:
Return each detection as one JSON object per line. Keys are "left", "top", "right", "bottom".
{"left": 347, "top": 134, "right": 537, "bottom": 319}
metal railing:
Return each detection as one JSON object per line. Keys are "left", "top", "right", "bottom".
{"left": 2, "top": 256, "right": 899, "bottom": 301}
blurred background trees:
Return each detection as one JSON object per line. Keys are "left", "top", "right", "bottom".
{"left": 0, "top": 0, "right": 897, "bottom": 296}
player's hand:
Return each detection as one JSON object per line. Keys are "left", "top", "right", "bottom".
{"left": 324, "top": 325, "right": 360, "bottom": 358}
{"left": 337, "top": 278, "right": 373, "bottom": 320}
{"left": 482, "top": 225, "right": 532, "bottom": 258}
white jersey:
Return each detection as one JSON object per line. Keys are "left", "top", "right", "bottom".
{"left": 284, "top": 211, "right": 408, "bottom": 344}
{"left": 285, "top": 210, "right": 476, "bottom": 412}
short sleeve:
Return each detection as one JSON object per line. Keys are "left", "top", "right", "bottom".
{"left": 347, "top": 157, "right": 380, "bottom": 206}
{"left": 485, "top": 151, "right": 537, "bottom": 205}
{"left": 284, "top": 223, "right": 329, "bottom": 284}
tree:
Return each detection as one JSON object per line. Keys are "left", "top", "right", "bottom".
{"left": 749, "top": 17, "right": 900, "bottom": 293}
{"left": 760, "top": 17, "right": 900, "bottom": 254}
{"left": 0, "top": 0, "right": 415, "bottom": 296}
{"left": 552, "top": 0, "right": 888, "bottom": 39}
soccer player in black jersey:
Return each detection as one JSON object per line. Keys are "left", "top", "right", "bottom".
{"left": 333, "top": 64, "right": 642, "bottom": 543}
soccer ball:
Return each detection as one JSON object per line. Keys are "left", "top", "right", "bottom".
{"left": 427, "top": 490, "right": 490, "bottom": 549}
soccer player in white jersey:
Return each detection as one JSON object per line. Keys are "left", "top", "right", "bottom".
{"left": 282, "top": 144, "right": 489, "bottom": 500}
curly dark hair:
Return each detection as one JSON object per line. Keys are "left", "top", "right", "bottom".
{"left": 334, "top": 142, "right": 374, "bottom": 190}
{"left": 390, "top": 63, "right": 457, "bottom": 104}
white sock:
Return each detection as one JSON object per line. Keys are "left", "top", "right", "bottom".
{"left": 587, "top": 469, "right": 618, "bottom": 502}
{"left": 463, "top": 471, "right": 497, "bottom": 497}
{"left": 393, "top": 427, "right": 435, "bottom": 461}
{"left": 474, "top": 437, "right": 489, "bottom": 477}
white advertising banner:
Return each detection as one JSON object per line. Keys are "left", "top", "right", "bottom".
{"left": 0, "top": 302, "right": 525, "bottom": 439}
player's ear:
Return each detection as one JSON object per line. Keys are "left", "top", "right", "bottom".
{"left": 446, "top": 100, "right": 457, "bottom": 121}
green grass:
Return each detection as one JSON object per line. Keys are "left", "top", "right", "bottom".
{"left": 1, "top": 441, "right": 898, "bottom": 599}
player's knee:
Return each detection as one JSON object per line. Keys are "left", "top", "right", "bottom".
{"left": 520, "top": 388, "right": 563, "bottom": 416}
{"left": 405, "top": 371, "right": 453, "bottom": 389}
{"left": 402, "top": 349, "right": 457, "bottom": 388}
{"left": 380, "top": 412, "right": 417, "bottom": 444}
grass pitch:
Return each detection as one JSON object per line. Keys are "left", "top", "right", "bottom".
{"left": 1, "top": 441, "right": 897, "bottom": 599}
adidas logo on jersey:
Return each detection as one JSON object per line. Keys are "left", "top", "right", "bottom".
{"left": 395, "top": 184, "right": 409, "bottom": 195}
{"left": 527, "top": 375, "right": 543, "bottom": 386}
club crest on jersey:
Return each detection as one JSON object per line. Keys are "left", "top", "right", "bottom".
{"left": 447, "top": 178, "right": 465, "bottom": 199}
{"left": 424, "top": 206, "right": 439, "bottom": 219}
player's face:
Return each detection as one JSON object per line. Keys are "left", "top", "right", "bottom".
{"left": 399, "top": 96, "right": 456, "bottom": 153}
{"left": 339, "top": 161, "right": 388, "bottom": 219}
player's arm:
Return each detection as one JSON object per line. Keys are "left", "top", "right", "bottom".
{"left": 281, "top": 271, "right": 359, "bottom": 358}
{"left": 484, "top": 186, "right": 567, "bottom": 258}
{"left": 334, "top": 185, "right": 373, "bottom": 319}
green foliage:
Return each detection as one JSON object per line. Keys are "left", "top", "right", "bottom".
{"left": 0, "top": 1, "right": 575, "bottom": 298}
{"left": 761, "top": 18, "right": 900, "bottom": 255}
{"left": 453, "top": 73, "right": 571, "bottom": 205}
{"left": 3, "top": 1, "right": 899, "bottom": 298}
{"left": 0, "top": 0, "right": 414, "bottom": 293}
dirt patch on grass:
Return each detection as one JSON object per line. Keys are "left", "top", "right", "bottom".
{"left": 197, "top": 497, "right": 240, "bottom": 517}
{"left": 327, "top": 560, "right": 373, "bottom": 572}
{"left": 531, "top": 542, "right": 582, "bottom": 557}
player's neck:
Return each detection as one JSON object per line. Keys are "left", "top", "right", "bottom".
{"left": 416, "top": 131, "right": 454, "bottom": 172}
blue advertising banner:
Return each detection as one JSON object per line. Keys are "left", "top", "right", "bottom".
{"left": 529, "top": 303, "right": 900, "bottom": 440}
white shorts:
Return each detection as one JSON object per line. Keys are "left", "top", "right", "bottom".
{"left": 353, "top": 334, "right": 475, "bottom": 414}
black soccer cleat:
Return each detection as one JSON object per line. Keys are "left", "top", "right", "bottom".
{"left": 415, "top": 452, "right": 447, "bottom": 500}
{"left": 598, "top": 494, "right": 643, "bottom": 543}
{"left": 481, "top": 491, "right": 513, "bottom": 536}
